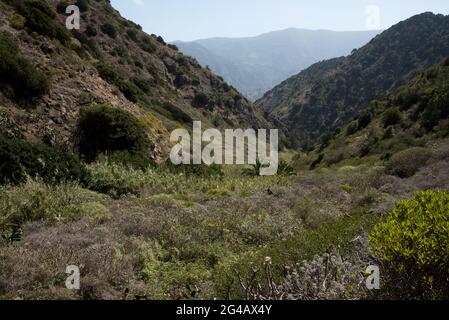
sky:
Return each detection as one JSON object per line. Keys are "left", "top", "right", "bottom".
{"left": 111, "top": 0, "right": 449, "bottom": 42}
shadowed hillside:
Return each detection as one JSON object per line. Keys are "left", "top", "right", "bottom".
{"left": 257, "top": 12, "right": 449, "bottom": 150}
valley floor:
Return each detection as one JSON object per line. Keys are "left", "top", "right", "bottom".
{"left": 1, "top": 140, "right": 449, "bottom": 300}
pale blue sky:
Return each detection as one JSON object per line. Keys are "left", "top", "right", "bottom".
{"left": 111, "top": 0, "right": 449, "bottom": 41}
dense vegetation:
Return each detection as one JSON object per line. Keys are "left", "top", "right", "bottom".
{"left": 257, "top": 12, "right": 449, "bottom": 149}
{"left": 0, "top": 138, "right": 88, "bottom": 185}
{"left": 370, "top": 190, "right": 449, "bottom": 299}
{"left": 7, "top": 0, "right": 71, "bottom": 44}
{"left": 76, "top": 104, "right": 149, "bottom": 163}
{"left": 296, "top": 58, "right": 449, "bottom": 172}
{"left": 0, "top": 32, "right": 49, "bottom": 100}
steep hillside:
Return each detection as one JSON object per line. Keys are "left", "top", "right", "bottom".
{"left": 257, "top": 13, "right": 449, "bottom": 150}
{"left": 298, "top": 57, "right": 449, "bottom": 170}
{"left": 0, "top": 0, "right": 269, "bottom": 161}
{"left": 175, "top": 29, "right": 379, "bottom": 100}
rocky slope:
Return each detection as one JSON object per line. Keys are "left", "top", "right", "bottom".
{"left": 0, "top": 0, "right": 269, "bottom": 161}
{"left": 256, "top": 12, "right": 449, "bottom": 150}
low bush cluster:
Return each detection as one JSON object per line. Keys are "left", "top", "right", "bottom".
{"left": 0, "top": 138, "right": 88, "bottom": 185}
{"left": 101, "top": 23, "right": 117, "bottom": 39}
{"left": 370, "top": 190, "right": 449, "bottom": 299}
{"left": 96, "top": 62, "right": 141, "bottom": 102}
{"left": 385, "top": 147, "right": 433, "bottom": 178}
{"left": 421, "top": 89, "right": 449, "bottom": 131}
{"left": 12, "top": 0, "right": 71, "bottom": 44}
{"left": 382, "top": 107, "right": 403, "bottom": 128}
{"left": 0, "top": 32, "right": 50, "bottom": 100}
{"left": 76, "top": 104, "right": 150, "bottom": 163}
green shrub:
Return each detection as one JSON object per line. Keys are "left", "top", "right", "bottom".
{"left": 131, "top": 76, "right": 151, "bottom": 93}
{"left": 18, "top": 0, "right": 71, "bottom": 44}
{"left": 382, "top": 107, "right": 403, "bottom": 128}
{"left": 126, "top": 28, "right": 138, "bottom": 42}
{"left": 10, "top": 13, "right": 26, "bottom": 30}
{"left": 192, "top": 78, "right": 200, "bottom": 86}
{"left": 242, "top": 160, "right": 266, "bottom": 177}
{"left": 163, "top": 102, "right": 193, "bottom": 124}
{"left": 309, "top": 154, "right": 324, "bottom": 170}
{"left": 168, "top": 44, "right": 178, "bottom": 51}
{"left": 192, "top": 92, "right": 210, "bottom": 108}
{"left": 0, "top": 138, "right": 88, "bottom": 185}
{"left": 76, "top": 104, "right": 149, "bottom": 163}
{"left": 277, "top": 160, "right": 295, "bottom": 176}
{"left": 76, "top": 0, "right": 89, "bottom": 12}
{"left": 0, "top": 32, "right": 50, "bottom": 100}
{"left": 116, "top": 79, "right": 140, "bottom": 103}
{"left": 56, "top": 1, "right": 68, "bottom": 14}
{"left": 139, "top": 41, "right": 156, "bottom": 54}
{"left": 370, "top": 190, "right": 449, "bottom": 299}
{"left": 421, "top": 90, "right": 449, "bottom": 131}
{"left": 155, "top": 35, "right": 165, "bottom": 45}
{"left": 443, "top": 57, "right": 449, "bottom": 67}
{"left": 96, "top": 63, "right": 140, "bottom": 102}
{"left": 71, "top": 30, "right": 101, "bottom": 58}
{"left": 101, "top": 23, "right": 117, "bottom": 38}
{"left": 346, "top": 121, "right": 359, "bottom": 135}
{"left": 241, "top": 160, "right": 294, "bottom": 177}
{"left": 385, "top": 147, "right": 433, "bottom": 178}
{"left": 357, "top": 111, "right": 373, "bottom": 130}
{"left": 96, "top": 62, "right": 120, "bottom": 83}
{"left": 112, "top": 45, "right": 128, "bottom": 58}
{"left": 85, "top": 25, "right": 97, "bottom": 37}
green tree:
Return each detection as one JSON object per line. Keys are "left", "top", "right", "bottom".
{"left": 76, "top": 104, "right": 149, "bottom": 162}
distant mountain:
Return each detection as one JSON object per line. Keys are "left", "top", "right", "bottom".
{"left": 256, "top": 13, "right": 449, "bottom": 149}
{"left": 174, "top": 29, "right": 380, "bottom": 100}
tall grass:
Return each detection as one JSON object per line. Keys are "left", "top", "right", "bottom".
{"left": 0, "top": 179, "right": 109, "bottom": 232}
{"left": 86, "top": 161, "right": 294, "bottom": 198}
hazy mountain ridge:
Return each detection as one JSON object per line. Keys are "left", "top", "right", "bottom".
{"left": 174, "top": 29, "right": 380, "bottom": 100}
{"left": 256, "top": 12, "right": 449, "bottom": 149}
